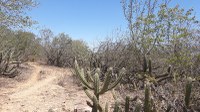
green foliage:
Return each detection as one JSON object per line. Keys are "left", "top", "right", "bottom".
{"left": 121, "top": 0, "right": 200, "bottom": 78}
{"left": 14, "top": 30, "right": 41, "bottom": 61}
{"left": 72, "top": 40, "right": 90, "bottom": 62}
{"left": 0, "top": 27, "right": 41, "bottom": 62}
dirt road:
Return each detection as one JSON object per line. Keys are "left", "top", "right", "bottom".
{"left": 0, "top": 62, "right": 114, "bottom": 112}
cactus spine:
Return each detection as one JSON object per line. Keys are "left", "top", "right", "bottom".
{"left": 74, "top": 60, "right": 125, "bottom": 112}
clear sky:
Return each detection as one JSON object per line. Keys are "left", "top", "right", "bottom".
{"left": 28, "top": 0, "right": 200, "bottom": 45}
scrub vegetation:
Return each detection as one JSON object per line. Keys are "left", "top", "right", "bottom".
{"left": 0, "top": 0, "right": 199, "bottom": 111}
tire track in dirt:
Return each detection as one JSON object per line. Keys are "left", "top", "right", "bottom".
{"left": 12, "top": 63, "right": 41, "bottom": 94}
{"left": 0, "top": 62, "right": 41, "bottom": 96}
{"left": 0, "top": 62, "right": 77, "bottom": 112}
{"left": 9, "top": 63, "right": 58, "bottom": 98}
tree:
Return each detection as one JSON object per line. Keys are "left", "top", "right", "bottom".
{"left": 0, "top": 0, "right": 37, "bottom": 29}
{"left": 0, "top": 0, "right": 38, "bottom": 63}
{"left": 121, "top": 0, "right": 200, "bottom": 75}
{"left": 14, "top": 30, "right": 41, "bottom": 61}
{"left": 40, "top": 29, "right": 73, "bottom": 67}
{"left": 71, "top": 40, "right": 90, "bottom": 66}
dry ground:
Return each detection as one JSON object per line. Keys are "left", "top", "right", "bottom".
{"left": 0, "top": 62, "right": 115, "bottom": 112}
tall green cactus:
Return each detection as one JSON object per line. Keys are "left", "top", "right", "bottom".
{"left": 184, "top": 77, "right": 192, "bottom": 108}
{"left": 143, "top": 82, "right": 159, "bottom": 112}
{"left": 125, "top": 96, "right": 130, "bottom": 112}
{"left": 144, "top": 85, "right": 150, "bottom": 112}
{"left": 74, "top": 60, "right": 125, "bottom": 112}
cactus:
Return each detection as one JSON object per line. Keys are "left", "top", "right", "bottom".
{"left": 74, "top": 60, "right": 125, "bottom": 112}
{"left": 112, "top": 95, "right": 131, "bottom": 112}
{"left": 125, "top": 96, "right": 130, "bottom": 112}
{"left": 184, "top": 77, "right": 192, "bottom": 108}
{"left": 144, "top": 85, "right": 150, "bottom": 112}
{"left": 143, "top": 82, "right": 159, "bottom": 112}
{"left": 113, "top": 102, "right": 120, "bottom": 112}
{"left": 143, "top": 55, "right": 147, "bottom": 72}
{"left": 148, "top": 59, "right": 152, "bottom": 76}
{"left": 0, "top": 50, "right": 18, "bottom": 77}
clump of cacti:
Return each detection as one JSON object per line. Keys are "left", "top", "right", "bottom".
{"left": 112, "top": 96, "right": 130, "bottom": 112}
{"left": 74, "top": 60, "right": 126, "bottom": 112}
{"left": 74, "top": 57, "right": 197, "bottom": 112}
{"left": 0, "top": 49, "right": 19, "bottom": 77}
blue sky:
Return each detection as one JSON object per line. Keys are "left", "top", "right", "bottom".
{"left": 28, "top": 0, "right": 200, "bottom": 45}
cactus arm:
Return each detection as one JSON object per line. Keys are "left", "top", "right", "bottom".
{"left": 107, "top": 68, "right": 125, "bottom": 91}
{"left": 87, "top": 70, "right": 94, "bottom": 82}
{"left": 94, "top": 73, "right": 100, "bottom": 99}
{"left": 92, "top": 96, "right": 99, "bottom": 112}
{"left": 75, "top": 67, "right": 93, "bottom": 89}
{"left": 98, "top": 70, "right": 112, "bottom": 95}
{"left": 74, "top": 60, "right": 93, "bottom": 89}
{"left": 83, "top": 87, "right": 93, "bottom": 101}
{"left": 91, "top": 95, "right": 103, "bottom": 112}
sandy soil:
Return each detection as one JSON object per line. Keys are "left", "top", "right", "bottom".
{"left": 0, "top": 62, "right": 115, "bottom": 112}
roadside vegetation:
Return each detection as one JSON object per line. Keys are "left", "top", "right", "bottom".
{"left": 0, "top": 0, "right": 199, "bottom": 111}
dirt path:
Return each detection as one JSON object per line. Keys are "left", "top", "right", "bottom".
{"left": 10, "top": 63, "right": 42, "bottom": 97}
{"left": 0, "top": 62, "right": 114, "bottom": 112}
